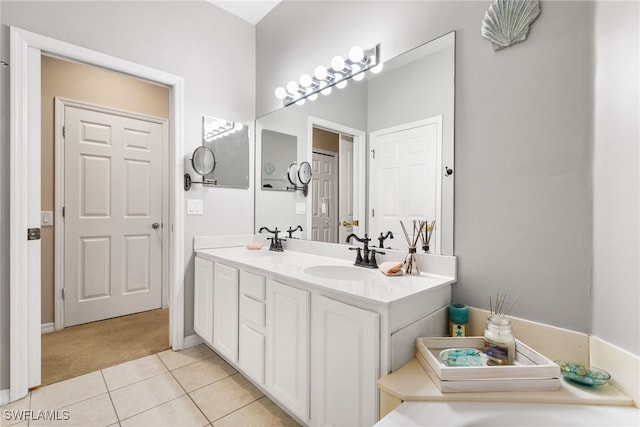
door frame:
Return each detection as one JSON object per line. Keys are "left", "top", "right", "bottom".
{"left": 9, "top": 26, "right": 185, "bottom": 402}
{"left": 307, "top": 117, "right": 365, "bottom": 237}
{"left": 54, "top": 98, "right": 170, "bottom": 329}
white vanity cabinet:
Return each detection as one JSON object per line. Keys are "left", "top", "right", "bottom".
{"left": 266, "top": 279, "right": 310, "bottom": 422}
{"left": 194, "top": 248, "right": 455, "bottom": 427}
{"left": 311, "top": 295, "right": 380, "bottom": 427}
{"left": 212, "top": 262, "right": 239, "bottom": 363}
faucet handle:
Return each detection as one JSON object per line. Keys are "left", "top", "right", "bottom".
{"left": 369, "top": 248, "right": 385, "bottom": 268}
{"left": 349, "top": 246, "right": 363, "bottom": 264}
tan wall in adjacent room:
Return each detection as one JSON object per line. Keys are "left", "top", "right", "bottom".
{"left": 41, "top": 55, "right": 170, "bottom": 325}
{"left": 312, "top": 127, "right": 339, "bottom": 153}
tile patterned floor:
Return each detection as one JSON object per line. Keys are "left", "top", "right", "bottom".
{"left": 1, "top": 345, "right": 300, "bottom": 427}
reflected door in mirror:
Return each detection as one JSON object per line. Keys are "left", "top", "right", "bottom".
{"left": 311, "top": 151, "right": 337, "bottom": 242}
{"left": 369, "top": 116, "right": 442, "bottom": 253}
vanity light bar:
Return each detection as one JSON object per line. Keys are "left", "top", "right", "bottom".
{"left": 204, "top": 118, "right": 243, "bottom": 142}
{"left": 275, "top": 44, "right": 382, "bottom": 107}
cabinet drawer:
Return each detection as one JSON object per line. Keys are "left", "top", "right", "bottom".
{"left": 240, "top": 271, "right": 266, "bottom": 301}
{"left": 240, "top": 294, "right": 266, "bottom": 328}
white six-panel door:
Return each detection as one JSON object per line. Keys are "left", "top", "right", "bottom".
{"left": 64, "top": 105, "right": 163, "bottom": 326}
{"left": 311, "top": 151, "right": 338, "bottom": 243}
{"left": 369, "top": 117, "right": 442, "bottom": 252}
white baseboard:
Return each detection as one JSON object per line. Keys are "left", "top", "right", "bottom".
{"left": 41, "top": 323, "right": 54, "bottom": 334}
{"left": 1, "top": 388, "right": 10, "bottom": 405}
{"left": 182, "top": 334, "right": 203, "bottom": 349}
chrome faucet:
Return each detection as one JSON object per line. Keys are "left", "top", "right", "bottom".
{"left": 346, "top": 233, "right": 384, "bottom": 268}
{"left": 259, "top": 226, "right": 286, "bottom": 252}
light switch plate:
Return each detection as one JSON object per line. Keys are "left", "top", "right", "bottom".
{"left": 296, "top": 202, "right": 306, "bottom": 215}
{"left": 187, "top": 199, "right": 203, "bottom": 215}
{"left": 41, "top": 211, "right": 53, "bottom": 227}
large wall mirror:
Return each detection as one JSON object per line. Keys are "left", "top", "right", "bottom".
{"left": 255, "top": 32, "right": 455, "bottom": 255}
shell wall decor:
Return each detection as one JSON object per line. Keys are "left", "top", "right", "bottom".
{"left": 481, "top": 0, "right": 541, "bottom": 51}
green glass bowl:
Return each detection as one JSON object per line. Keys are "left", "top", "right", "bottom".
{"left": 555, "top": 360, "right": 611, "bottom": 386}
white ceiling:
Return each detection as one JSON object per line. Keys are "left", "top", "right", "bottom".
{"left": 208, "top": 0, "right": 281, "bottom": 25}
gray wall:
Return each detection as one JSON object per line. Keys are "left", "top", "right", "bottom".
{"left": 0, "top": 1, "right": 255, "bottom": 389}
{"left": 257, "top": 2, "right": 616, "bottom": 344}
{"left": 592, "top": 1, "right": 639, "bottom": 355}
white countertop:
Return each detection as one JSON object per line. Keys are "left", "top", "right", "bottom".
{"left": 375, "top": 401, "right": 640, "bottom": 427}
{"left": 195, "top": 246, "right": 455, "bottom": 305}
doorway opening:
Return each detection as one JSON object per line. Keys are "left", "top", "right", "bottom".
{"left": 306, "top": 117, "right": 366, "bottom": 243}
{"left": 310, "top": 127, "right": 355, "bottom": 244}
{"left": 10, "top": 27, "right": 185, "bottom": 402}
{"left": 40, "top": 56, "right": 171, "bottom": 385}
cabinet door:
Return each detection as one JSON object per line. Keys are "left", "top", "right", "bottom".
{"left": 311, "top": 295, "right": 380, "bottom": 427}
{"left": 213, "top": 262, "right": 239, "bottom": 363}
{"left": 193, "top": 256, "right": 214, "bottom": 344}
{"left": 239, "top": 324, "right": 265, "bottom": 384}
{"left": 266, "top": 280, "right": 310, "bottom": 422}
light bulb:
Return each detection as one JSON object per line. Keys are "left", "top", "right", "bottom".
{"left": 286, "top": 80, "right": 299, "bottom": 94}
{"left": 352, "top": 64, "right": 364, "bottom": 81}
{"left": 370, "top": 62, "right": 384, "bottom": 74}
{"left": 299, "top": 74, "right": 312, "bottom": 87}
{"left": 337, "top": 79, "right": 347, "bottom": 89}
{"left": 296, "top": 98, "right": 306, "bottom": 106}
{"left": 308, "top": 93, "right": 318, "bottom": 101}
{"left": 349, "top": 46, "right": 365, "bottom": 63}
{"left": 314, "top": 65, "right": 328, "bottom": 80}
{"left": 321, "top": 86, "right": 332, "bottom": 96}
{"left": 331, "top": 55, "right": 345, "bottom": 72}
{"left": 234, "top": 123, "right": 243, "bottom": 130}
{"left": 275, "top": 87, "right": 287, "bottom": 100}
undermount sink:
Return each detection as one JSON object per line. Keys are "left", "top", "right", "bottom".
{"left": 303, "top": 265, "right": 377, "bottom": 281}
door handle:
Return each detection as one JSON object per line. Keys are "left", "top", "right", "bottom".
{"left": 341, "top": 221, "right": 352, "bottom": 227}
{"left": 152, "top": 222, "right": 160, "bottom": 229}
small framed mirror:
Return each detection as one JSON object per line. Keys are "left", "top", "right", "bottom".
{"left": 262, "top": 129, "right": 297, "bottom": 190}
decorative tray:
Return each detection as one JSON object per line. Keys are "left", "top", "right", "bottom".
{"left": 416, "top": 337, "right": 561, "bottom": 393}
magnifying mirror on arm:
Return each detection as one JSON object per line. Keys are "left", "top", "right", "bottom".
{"left": 184, "top": 145, "right": 217, "bottom": 191}
{"left": 287, "top": 161, "right": 312, "bottom": 196}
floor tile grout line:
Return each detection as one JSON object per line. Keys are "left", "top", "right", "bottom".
{"left": 158, "top": 347, "right": 219, "bottom": 372}
{"left": 179, "top": 369, "right": 238, "bottom": 395}
{"left": 208, "top": 395, "right": 266, "bottom": 425}
{"left": 101, "top": 369, "right": 122, "bottom": 426}
{"left": 107, "top": 371, "right": 187, "bottom": 423}
{"left": 116, "top": 394, "right": 188, "bottom": 425}
{"left": 29, "top": 376, "right": 109, "bottom": 413}
{"left": 103, "top": 354, "right": 170, "bottom": 393}
{"left": 166, "top": 359, "right": 213, "bottom": 424}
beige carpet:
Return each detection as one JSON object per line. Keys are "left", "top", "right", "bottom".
{"left": 41, "top": 308, "right": 170, "bottom": 386}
